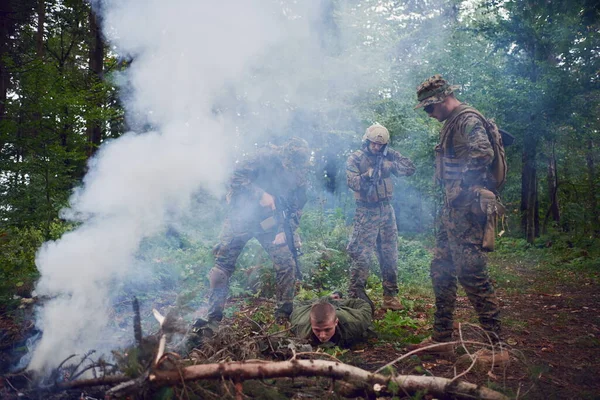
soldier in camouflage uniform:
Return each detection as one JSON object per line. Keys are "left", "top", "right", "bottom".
{"left": 290, "top": 297, "right": 374, "bottom": 347}
{"left": 207, "top": 137, "right": 310, "bottom": 326}
{"left": 409, "top": 75, "right": 507, "bottom": 365}
{"left": 346, "top": 124, "right": 415, "bottom": 312}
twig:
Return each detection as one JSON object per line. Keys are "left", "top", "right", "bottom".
{"left": 133, "top": 297, "right": 142, "bottom": 347}
{"left": 4, "top": 378, "right": 20, "bottom": 394}
{"left": 153, "top": 308, "right": 166, "bottom": 366}
{"left": 375, "top": 339, "right": 496, "bottom": 374}
{"left": 56, "top": 375, "right": 130, "bottom": 390}
{"left": 56, "top": 354, "right": 77, "bottom": 371}
{"left": 69, "top": 350, "right": 97, "bottom": 381}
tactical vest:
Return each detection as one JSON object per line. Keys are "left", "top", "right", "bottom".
{"left": 435, "top": 105, "right": 505, "bottom": 194}
{"left": 353, "top": 150, "right": 394, "bottom": 203}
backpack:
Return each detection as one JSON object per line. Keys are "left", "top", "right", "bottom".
{"left": 482, "top": 117, "right": 507, "bottom": 192}
{"left": 456, "top": 108, "right": 508, "bottom": 192}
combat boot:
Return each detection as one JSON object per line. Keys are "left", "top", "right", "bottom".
{"left": 381, "top": 296, "right": 404, "bottom": 311}
{"left": 274, "top": 301, "right": 293, "bottom": 325}
{"left": 457, "top": 348, "right": 510, "bottom": 369}
{"left": 406, "top": 337, "right": 455, "bottom": 356}
{"left": 184, "top": 318, "right": 219, "bottom": 351}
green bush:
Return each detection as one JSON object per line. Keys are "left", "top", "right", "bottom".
{"left": 0, "top": 221, "right": 72, "bottom": 304}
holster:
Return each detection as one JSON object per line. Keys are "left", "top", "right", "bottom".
{"left": 472, "top": 188, "right": 505, "bottom": 251}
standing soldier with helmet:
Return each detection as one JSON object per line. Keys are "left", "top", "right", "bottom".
{"left": 204, "top": 137, "right": 310, "bottom": 331}
{"left": 409, "top": 75, "right": 509, "bottom": 367}
{"left": 346, "top": 123, "right": 415, "bottom": 312}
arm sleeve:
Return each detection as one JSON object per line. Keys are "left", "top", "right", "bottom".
{"left": 230, "top": 153, "right": 266, "bottom": 202}
{"left": 346, "top": 152, "right": 371, "bottom": 192}
{"left": 290, "top": 303, "right": 313, "bottom": 339}
{"left": 340, "top": 299, "right": 373, "bottom": 322}
{"left": 387, "top": 149, "right": 416, "bottom": 177}
{"left": 462, "top": 115, "right": 494, "bottom": 186}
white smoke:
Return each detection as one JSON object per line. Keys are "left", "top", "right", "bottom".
{"left": 29, "top": 0, "right": 400, "bottom": 372}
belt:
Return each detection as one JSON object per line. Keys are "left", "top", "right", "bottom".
{"left": 356, "top": 200, "right": 390, "bottom": 208}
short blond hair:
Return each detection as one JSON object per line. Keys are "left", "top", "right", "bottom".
{"left": 309, "top": 301, "right": 336, "bottom": 324}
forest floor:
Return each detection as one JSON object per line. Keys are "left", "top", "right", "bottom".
{"left": 0, "top": 252, "right": 599, "bottom": 399}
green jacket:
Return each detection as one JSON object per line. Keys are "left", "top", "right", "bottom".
{"left": 290, "top": 298, "right": 374, "bottom": 347}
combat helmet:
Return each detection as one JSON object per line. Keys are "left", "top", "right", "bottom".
{"left": 282, "top": 137, "right": 310, "bottom": 168}
{"left": 363, "top": 123, "right": 390, "bottom": 145}
{"left": 415, "top": 74, "right": 460, "bottom": 109}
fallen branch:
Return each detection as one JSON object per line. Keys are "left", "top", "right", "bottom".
{"left": 56, "top": 375, "right": 130, "bottom": 390}
{"left": 147, "top": 359, "right": 508, "bottom": 400}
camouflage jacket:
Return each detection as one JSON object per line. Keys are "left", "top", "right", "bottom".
{"left": 227, "top": 146, "right": 308, "bottom": 230}
{"left": 346, "top": 147, "right": 415, "bottom": 203}
{"left": 290, "top": 298, "right": 374, "bottom": 347}
{"left": 435, "top": 104, "right": 494, "bottom": 207}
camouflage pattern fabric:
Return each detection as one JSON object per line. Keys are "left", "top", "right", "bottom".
{"left": 207, "top": 142, "right": 307, "bottom": 322}
{"left": 436, "top": 105, "right": 495, "bottom": 206}
{"left": 347, "top": 202, "right": 399, "bottom": 298}
{"left": 290, "top": 298, "right": 374, "bottom": 347}
{"left": 428, "top": 100, "right": 502, "bottom": 343}
{"left": 430, "top": 205, "right": 501, "bottom": 342}
{"left": 346, "top": 145, "right": 414, "bottom": 301}
{"left": 208, "top": 218, "right": 296, "bottom": 321}
{"left": 414, "top": 74, "right": 460, "bottom": 109}
{"left": 346, "top": 148, "right": 415, "bottom": 203}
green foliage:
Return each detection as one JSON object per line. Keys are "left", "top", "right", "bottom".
{"left": 299, "top": 207, "right": 352, "bottom": 292}
{"left": 319, "top": 345, "right": 348, "bottom": 359}
{"left": 0, "top": 221, "right": 72, "bottom": 303}
{"left": 396, "top": 236, "right": 433, "bottom": 290}
{"left": 374, "top": 310, "right": 422, "bottom": 343}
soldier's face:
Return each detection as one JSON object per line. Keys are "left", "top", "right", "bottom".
{"left": 368, "top": 142, "right": 385, "bottom": 154}
{"left": 424, "top": 100, "right": 450, "bottom": 122}
{"left": 311, "top": 316, "right": 338, "bottom": 342}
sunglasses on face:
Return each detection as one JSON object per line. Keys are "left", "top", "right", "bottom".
{"left": 423, "top": 104, "right": 435, "bottom": 114}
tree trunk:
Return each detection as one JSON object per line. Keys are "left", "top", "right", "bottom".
{"left": 547, "top": 145, "right": 560, "bottom": 223}
{"left": 587, "top": 138, "right": 599, "bottom": 236}
{"left": 542, "top": 143, "right": 560, "bottom": 233}
{"left": 0, "top": 0, "right": 13, "bottom": 122}
{"left": 36, "top": 0, "right": 44, "bottom": 57}
{"left": 521, "top": 132, "right": 538, "bottom": 243}
{"left": 86, "top": 6, "right": 104, "bottom": 157}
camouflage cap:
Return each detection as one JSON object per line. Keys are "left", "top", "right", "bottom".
{"left": 283, "top": 137, "right": 310, "bottom": 168}
{"left": 414, "top": 74, "right": 460, "bottom": 109}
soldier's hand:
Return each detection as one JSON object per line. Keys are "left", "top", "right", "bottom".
{"left": 273, "top": 232, "right": 286, "bottom": 245}
{"left": 362, "top": 168, "right": 374, "bottom": 181}
{"left": 260, "top": 192, "right": 276, "bottom": 210}
{"left": 381, "top": 160, "right": 393, "bottom": 177}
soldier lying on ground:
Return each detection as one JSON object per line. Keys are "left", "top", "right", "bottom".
{"left": 290, "top": 297, "right": 375, "bottom": 348}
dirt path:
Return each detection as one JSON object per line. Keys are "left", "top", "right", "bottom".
{"left": 380, "top": 261, "right": 600, "bottom": 400}
{"left": 492, "top": 264, "right": 600, "bottom": 399}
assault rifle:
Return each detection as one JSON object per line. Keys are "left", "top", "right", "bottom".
{"left": 367, "top": 145, "right": 388, "bottom": 197}
{"left": 274, "top": 196, "right": 302, "bottom": 280}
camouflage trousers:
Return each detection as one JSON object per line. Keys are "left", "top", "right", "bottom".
{"left": 347, "top": 201, "right": 399, "bottom": 298}
{"left": 208, "top": 217, "right": 295, "bottom": 322}
{"left": 431, "top": 204, "right": 501, "bottom": 342}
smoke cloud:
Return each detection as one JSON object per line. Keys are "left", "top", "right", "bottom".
{"left": 29, "top": 0, "right": 402, "bottom": 372}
